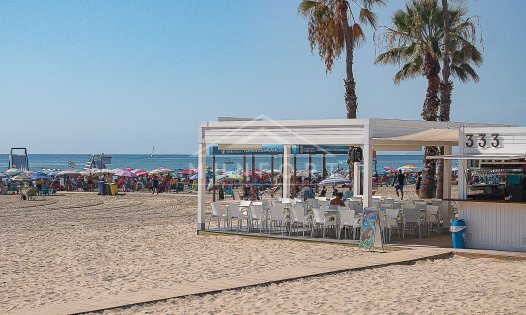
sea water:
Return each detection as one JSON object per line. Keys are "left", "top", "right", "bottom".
{"left": 0, "top": 154, "right": 437, "bottom": 173}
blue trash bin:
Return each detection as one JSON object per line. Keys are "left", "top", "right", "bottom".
{"left": 97, "top": 181, "right": 105, "bottom": 195}
{"left": 450, "top": 219, "right": 466, "bottom": 248}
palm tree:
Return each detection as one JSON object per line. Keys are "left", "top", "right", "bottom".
{"left": 375, "top": 0, "right": 482, "bottom": 198}
{"left": 436, "top": 0, "right": 482, "bottom": 198}
{"left": 299, "top": 0, "right": 386, "bottom": 119}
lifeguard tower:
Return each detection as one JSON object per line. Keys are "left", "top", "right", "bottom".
{"left": 84, "top": 154, "right": 112, "bottom": 170}
{"left": 9, "top": 148, "right": 29, "bottom": 171}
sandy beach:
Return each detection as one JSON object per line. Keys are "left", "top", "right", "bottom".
{"left": 1, "top": 189, "right": 523, "bottom": 314}
{"left": 106, "top": 256, "right": 526, "bottom": 315}
{"left": 0, "top": 192, "right": 366, "bottom": 313}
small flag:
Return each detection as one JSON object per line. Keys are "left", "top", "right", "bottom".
{"left": 68, "top": 161, "right": 77, "bottom": 168}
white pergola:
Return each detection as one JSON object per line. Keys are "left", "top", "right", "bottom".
{"left": 196, "top": 118, "right": 507, "bottom": 230}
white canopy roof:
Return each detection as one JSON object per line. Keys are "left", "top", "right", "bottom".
{"left": 427, "top": 154, "right": 526, "bottom": 160}
{"left": 372, "top": 129, "right": 459, "bottom": 147}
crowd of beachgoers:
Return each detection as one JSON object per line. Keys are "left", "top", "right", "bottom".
{"left": 0, "top": 163, "right": 433, "bottom": 199}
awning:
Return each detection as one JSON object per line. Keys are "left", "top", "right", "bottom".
{"left": 427, "top": 154, "right": 526, "bottom": 160}
{"left": 373, "top": 129, "right": 459, "bottom": 146}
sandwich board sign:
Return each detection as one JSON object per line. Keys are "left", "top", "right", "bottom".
{"left": 359, "top": 209, "right": 383, "bottom": 251}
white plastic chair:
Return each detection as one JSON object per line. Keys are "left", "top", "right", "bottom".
{"left": 306, "top": 198, "right": 320, "bottom": 211}
{"left": 318, "top": 199, "right": 330, "bottom": 207}
{"left": 384, "top": 198, "right": 395, "bottom": 205}
{"left": 312, "top": 208, "right": 329, "bottom": 238}
{"left": 338, "top": 209, "right": 357, "bottom": 240}
{"left": 385, "top": 208, "right": 401, "bottom": 240}
{"left": 249, "top": 204, "right": 265, "bottom": 233}
{"left": 269, "top": 205, "right": 287, "bottom": 235}
{"left": 379, "top": 210, "right": 389, "bottom": 242}
{"left": 402, "top": 208, "right": 423, "bottom": 238}
{"left": 380, "top": 204, "right": 393, "bottom": 211}
{"left": 208, "top": 202, "right": 227, "bottom": 230}
{"left": 425, "top": 205, "right": 441, "bottom": 236}
{"left": 290, "top": 205, "right": 311, "bottom": 237}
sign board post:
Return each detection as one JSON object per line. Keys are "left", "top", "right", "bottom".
{"left": 359, "top": 209, "right": 383, "bottom": 251}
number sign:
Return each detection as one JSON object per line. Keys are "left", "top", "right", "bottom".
{"left": 465, "top": 133, "right": 500, "bottom": 149}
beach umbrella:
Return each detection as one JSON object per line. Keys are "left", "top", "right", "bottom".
{"left": 114, "top": 169, "right": 138, "bottom": 178}
{"left": 215, "top": 174, "right": 228, "bottom": 182}
{"left": 318, "top": 174, "right": 352, "bottom": 186}
{"left": 5, "top": 168, "right": 23, "bottom": 176}
{"left": 189, "top": 173, "right": 212, "bottom": 180}
{"left": 226, "top": 172, "right": 243, "bottom": 181}
{"left": 397, "top": 164, "right": 419, "bottom": 172}
{"left": 31, "top": 172, "right": 50, "bottom": 180}
{"left": 11, "top": 174, "right": 32, "bottom": 182}
{"left": 131, "top": 169, "right": 149, "bottom": 177}
{"left": 150, "top": 167, "right": 175, "bottom": 175}
{"left": 79, "top": 169, "right": 98, "bottom": 176}
{"left": 384, "top": 166, "right": 396, "bottom": 172}
{"left": 98, "top": 168, "right": 117, "bottom": 174}
{"left": 179, "top": 169, "right": 196, "bottom": 175}
{"left": 56, "top": 170, "right": 80, "bottom": 177}
{"left": 124, "top": 167, "right": 134, "bottom": 171}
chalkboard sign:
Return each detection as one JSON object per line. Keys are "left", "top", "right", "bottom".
{"left": 359, "top": 209, "right": 383, "bottom": 250}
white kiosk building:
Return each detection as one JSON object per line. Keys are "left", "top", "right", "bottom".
{"left": 197, "top": 118, "right": 523, "bottom": 251}
{"left": 434, "top": 127, "right": 526, "bottom": 251}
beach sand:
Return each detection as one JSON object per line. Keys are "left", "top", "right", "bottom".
{"left": 106, "top": 256, "right": 526, "bottom": 315}
{"left": 0, "top": 192, "right": 366, "bottom": 313}
{"left": 0, "top": 186, "right": 519, "bottom": 315}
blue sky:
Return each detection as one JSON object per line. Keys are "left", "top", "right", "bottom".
{"left": 0, "top": 0, "right": 524, "bottom": 154}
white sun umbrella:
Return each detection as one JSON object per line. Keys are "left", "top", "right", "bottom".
{"left": 56, "top": 170, "right": 80, "bottom": 177}
{"left": 79, "top": 169, "right": 97, "bottom": 176}
{"left": 318, "top": 174, "right": 352, "bottom": 186}
{"left": 5, "top": 168, "right": 23, "bottom": 176}
{"left": 207, "top": 174, "right": 229, "bottom": 190}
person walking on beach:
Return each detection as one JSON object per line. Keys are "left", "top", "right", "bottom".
{"left": 415, "top": 171, "right": 422, "bottom": 197}
{"left": 152, "top": 176, "right": 159, "bottom": 195}
{"left": 395, "top": 170, "right": 406, "bottom": 200}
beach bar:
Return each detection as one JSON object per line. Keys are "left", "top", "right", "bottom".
{"left": 197, "top": 118, "right": 509, "bottom": 233}
{"left": 432, "top": 127, "right": 526, "bottom": 251}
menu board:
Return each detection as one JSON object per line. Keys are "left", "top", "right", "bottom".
{"left": 359, "top": 209, "right": 383, "bottom": 250}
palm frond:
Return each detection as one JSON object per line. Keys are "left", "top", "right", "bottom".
{"left": 359, "top": 8, "right": 378, "bottom": 28}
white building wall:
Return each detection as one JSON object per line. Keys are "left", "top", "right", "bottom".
{"left": 457, "top": 201, "right": 526, "bottom": 252}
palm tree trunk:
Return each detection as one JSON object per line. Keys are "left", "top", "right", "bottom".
{"left": 342, "top": 11, "right": 357, "bottom": 179}
{"left": 437, "top": 0, "right": 452, "bottom": 199}
{"left": 439, "top": 0, "right": 452, "bottom": 122}
{"left": 421, "top": 53, "right": 441, "bottom": 199}
{"left": 342, "top": 15, "right": 357, "bottom": 119}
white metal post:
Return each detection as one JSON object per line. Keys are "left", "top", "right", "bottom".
{"left": 282, "top": 145, "right": 291, "bottom": 199}
{"left": 353, "top": 161, "right": 361, "bottom": 195}
{"left": 442, "top": 145, "right": 452, "bottom": 227}
{"left": 363, "top": 123, "right": 373, "bottom": 208}
{"left": 458, "top": 130, "right": 467, "bottom": 200}
{"left": 197, "top": 127, "right": 207, "bottom": 231}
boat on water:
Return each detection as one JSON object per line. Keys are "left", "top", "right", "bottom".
{"left": 151, "top": 146, "right": 155, "bottom": 157}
